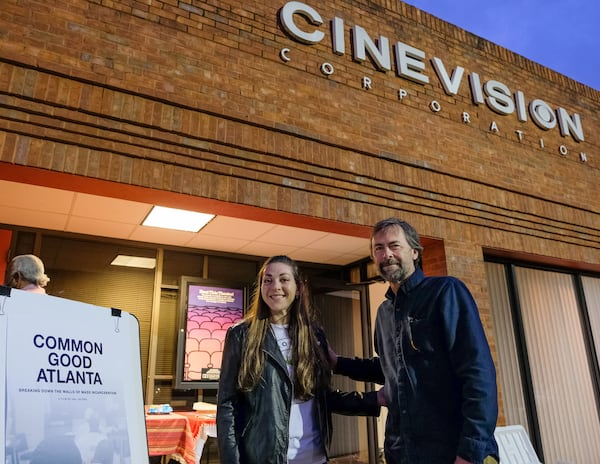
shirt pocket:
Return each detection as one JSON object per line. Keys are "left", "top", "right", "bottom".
{"left": 406, "top": 317, "right": 437, "bottom": 354}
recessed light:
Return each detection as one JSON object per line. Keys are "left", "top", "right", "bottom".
{"left": 142, "top": 206, "right": 215, "bottom": 232}
{"left": 111, "top": 255, "right": 156, "bottom": 269}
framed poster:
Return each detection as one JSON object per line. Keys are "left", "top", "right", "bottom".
{"left": 174, "top": 277, "right": 246, "bottom": 389}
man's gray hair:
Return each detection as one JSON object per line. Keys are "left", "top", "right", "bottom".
{"left": 370, "top": 218, "right": 424, "bottom": 269}
{"left": 8, "top": 254, "right": 50, "bottom": 287}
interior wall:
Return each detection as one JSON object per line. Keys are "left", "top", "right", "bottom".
{"left": 47, "top": 266, "right": 155, "bottom": 393}
{"left": 0, "top": 229, "right": 12, "bottom": 282}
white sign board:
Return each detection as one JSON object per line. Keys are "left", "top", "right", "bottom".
{"left": 1, "top": 287, "right": 149, "bottom": 464}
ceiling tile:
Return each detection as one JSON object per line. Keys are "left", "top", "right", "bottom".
{"left": 294, "top": 248, "right": 365, "bottom": 265}
{"left": 2, "top": 180, "right": 75, "bottom": 213}
{"left": 256, "top": 225, "right": 329, "bottom": 247}
{"left": 71, "top": 193, "right": 151, "bottom": 223}
{"left": 200, "top": 216, "right": 275, "bottom": 240}
{"left": 66, "top": 216, "right": 137, "bottom": 239}
{"left": 236, "top": 241, "right": 298, "bottom": 258}
{"left": 129, "top": 225, "right": 197, "bottom": 246}
{"left": 304, "top": 233, "right": 370, "bottom": 253}
{"left": 184, "top": 233, "right": 251, "bottom": 252}
{"left": 0, "top": 204, "right": 69, "bottom": 231}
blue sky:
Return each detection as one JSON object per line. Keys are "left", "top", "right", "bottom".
{"left": 403, "top": 1, "right": 599, "bottom": 91}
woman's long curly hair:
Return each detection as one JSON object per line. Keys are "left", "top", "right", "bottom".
{"left": 237, "top": 255, "right": 330, "bottom": 400}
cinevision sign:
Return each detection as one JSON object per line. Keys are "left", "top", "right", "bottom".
{"left": 278, "top": 1, "right": 589, "bottom": 163}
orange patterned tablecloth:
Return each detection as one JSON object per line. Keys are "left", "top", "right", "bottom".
{"left": 145, "top": 412, "right": 216, "bottom": 464}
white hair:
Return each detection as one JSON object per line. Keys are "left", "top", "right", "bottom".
{"left": 7, "top": 254, "right": 50, "bottom": 287}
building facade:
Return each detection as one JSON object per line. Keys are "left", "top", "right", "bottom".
{"left": 1, "top": 0, "right": 599, "bottom": 462}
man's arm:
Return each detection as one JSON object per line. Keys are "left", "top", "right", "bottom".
{"left": 444, "top": 279, "right": 499, "bottom": 464}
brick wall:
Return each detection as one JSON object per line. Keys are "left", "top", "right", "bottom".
{"left": 0, "top": 0, "right": 600, "bottom": 264}
{"left": 1, "top": 0, "right": 597, "bottom": 254}
{"left": 0, "top": 9, "right": 598, "bottom": 264}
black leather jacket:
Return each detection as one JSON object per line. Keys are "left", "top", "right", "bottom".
{"left": 217, "top": 321, "right": 380, "bottom": 464}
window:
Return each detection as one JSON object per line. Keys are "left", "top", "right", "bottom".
{"left": 486, "top": 261, "right": 600, "bottom": 463}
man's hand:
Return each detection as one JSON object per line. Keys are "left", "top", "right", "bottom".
{"left": 454, "top": 457, "right": 472, "bottom": 464}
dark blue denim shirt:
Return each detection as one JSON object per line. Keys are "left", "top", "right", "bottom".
{"left": 336, "top": 269, "right": 499, "bottom": 464}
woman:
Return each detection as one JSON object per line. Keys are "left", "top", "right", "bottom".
{"left": 217, "top": 255, "right": 382, "bottom": 464}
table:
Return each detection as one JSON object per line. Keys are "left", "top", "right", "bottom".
{"left": 145, "top": 411, "right": 217, "bottom": 464}
{"left": 180, "top": 411, "right": 218, "bottom": 461}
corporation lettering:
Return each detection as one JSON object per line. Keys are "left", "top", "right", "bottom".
{"left": 279, "top": 1, "right": 586, "bottom": 144}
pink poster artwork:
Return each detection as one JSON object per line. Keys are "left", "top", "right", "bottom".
{"left": 184, "top": 285, "right": 243, "bottom": 382}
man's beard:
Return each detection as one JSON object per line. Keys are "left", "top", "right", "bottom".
{"left": 378, "top": 259, "right": 410, "bottom": 283}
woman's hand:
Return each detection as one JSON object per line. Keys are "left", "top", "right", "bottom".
{"left": 376, "top": 386, "right": 387, "bottom": 407}
{"left": 327, "top": 344, "right": 338, "bottom": 369}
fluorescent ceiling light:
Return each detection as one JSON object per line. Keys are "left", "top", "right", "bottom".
{"left": 142, "top": 206, "right": 215, "bottom": 232}
{"left": 111, "top": 255, "right": 156, "bottom": 269}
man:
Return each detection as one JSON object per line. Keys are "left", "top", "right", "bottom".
{"left": 5, "top": 254, "right": 49, "bottom": 294}
{"left": 330, "top": 218, "right": 499, "bottom": 464}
